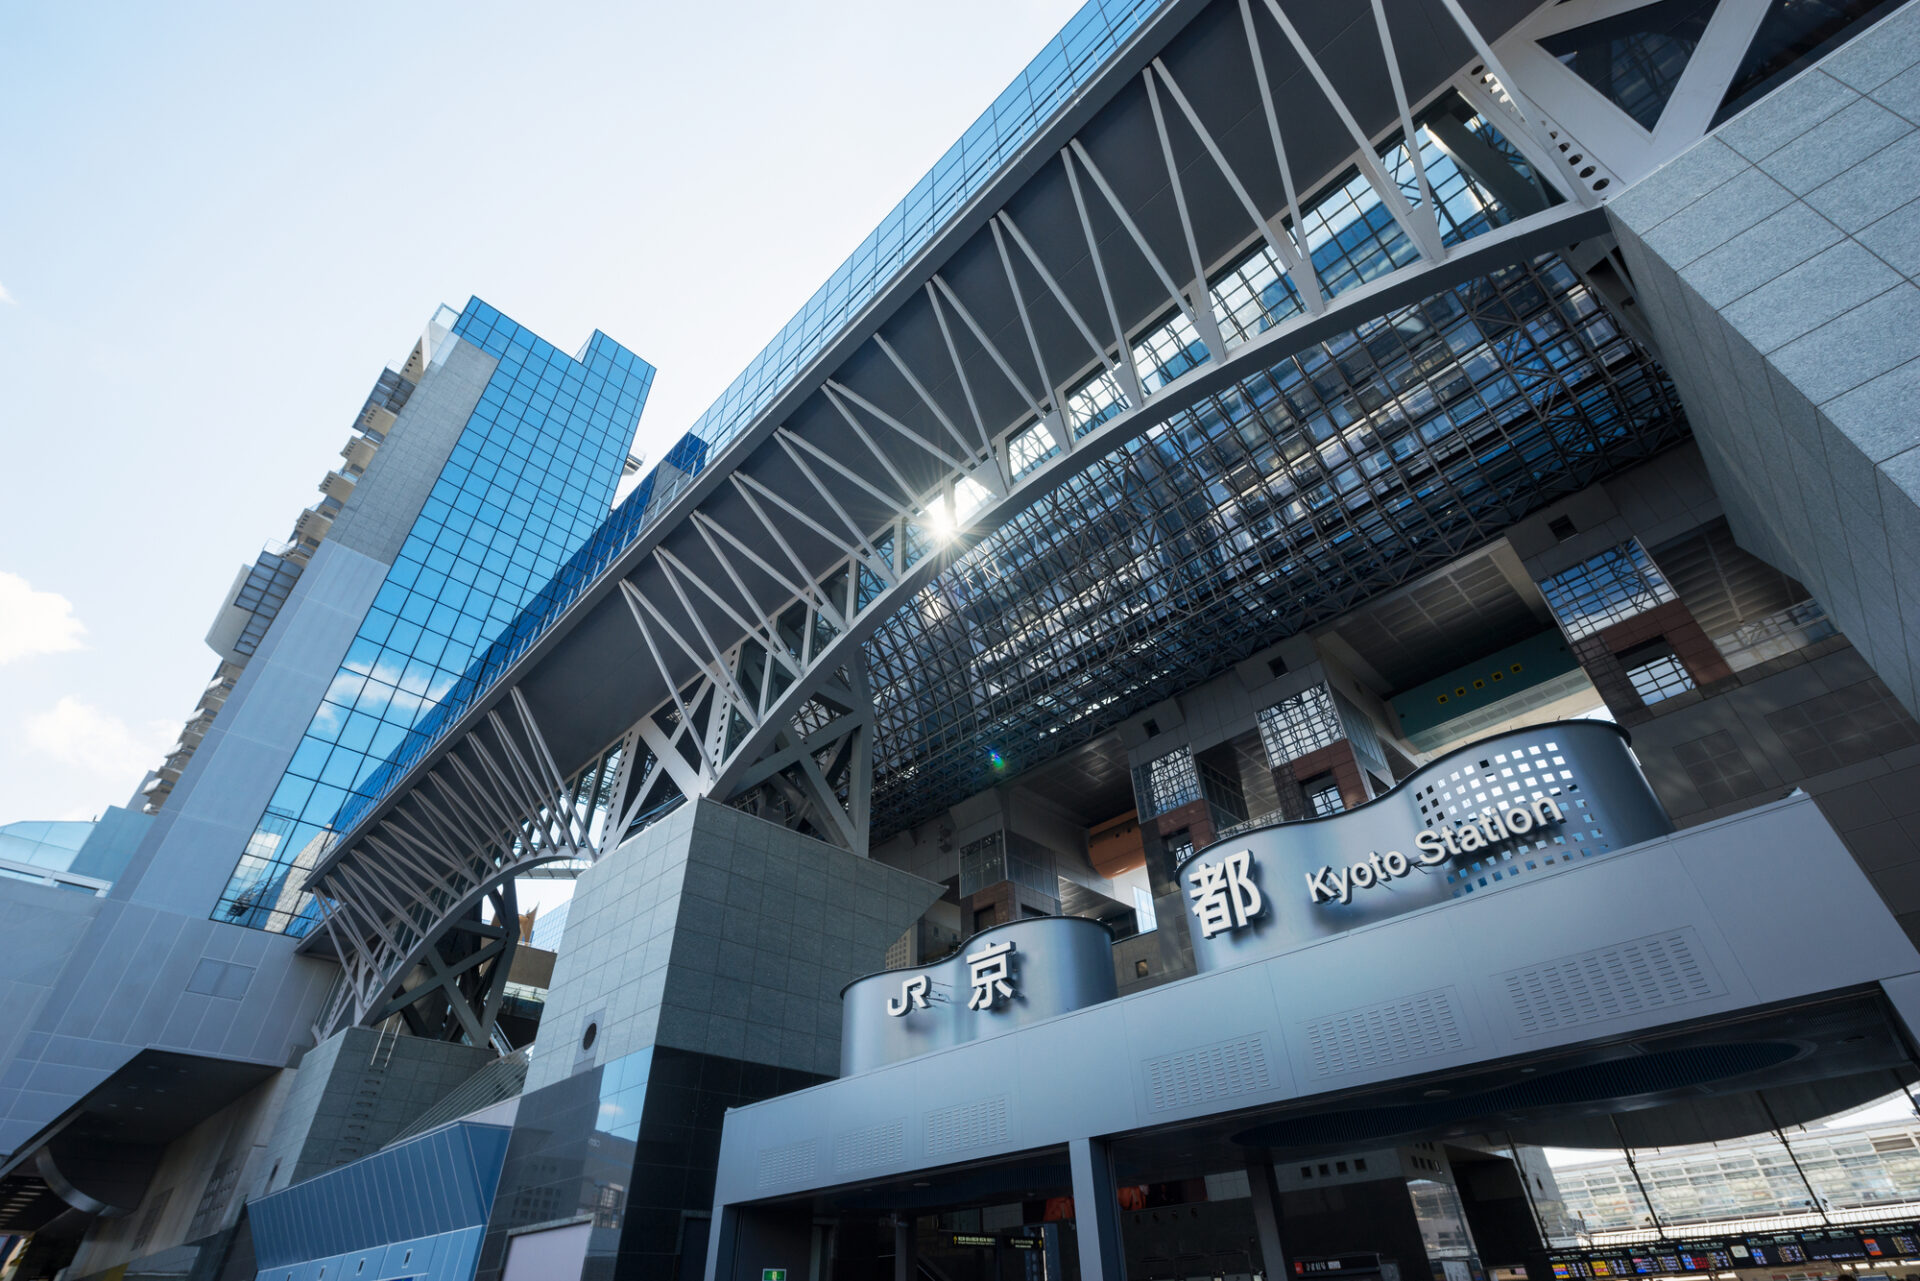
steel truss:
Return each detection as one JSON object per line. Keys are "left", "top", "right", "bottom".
{"left": 306, "top": 0, "right": 1699, "bottom": 1040}
{"left": 309, "top": 689, "right": 620, "bottom": 1040}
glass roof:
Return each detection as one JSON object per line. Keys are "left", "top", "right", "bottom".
{"left": 862, "top": 252, "right": 1687, "bottom": 838}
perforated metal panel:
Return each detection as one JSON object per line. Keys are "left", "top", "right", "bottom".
{"left": 1300, "top": 987, "right": 1470, "bottom": 1078}
{"left": 1143, "top": 1034, "right": 1272, "bottom": 1111}
{"left": 1501, "top": 928, "right": 1723, "bottom": 1036}
{"left": 834, "top": 1119, "right": 906, "bottom": 1173}
{"left": 1187, "top": 722, "right": 1673, "bottom": 973}
{"left": 756, "top": 1138, "right": 819, "bottom": 1190}
{"left": 925, "top": 1096, "right": 1009, "bottom": 1156}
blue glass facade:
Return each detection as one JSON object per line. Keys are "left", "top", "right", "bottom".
{"left": 332, "top": 428, "right": 707, "bottom": 839}
{"left": 248, "top": 1122, "right": 511, "bottom": 1281}
{"left": 215, "top": 299, "right": 654, "bottom": 933}
{"left": 471, "top": 1045, "right": 829, "bottom": 1281}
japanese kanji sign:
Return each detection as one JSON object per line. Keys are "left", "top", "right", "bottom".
{"left": 966, "top": 939, "right": 1016, "bottom": 1010}
{"left": 1186, "top": 848, "right": 1265, "bottom": 938}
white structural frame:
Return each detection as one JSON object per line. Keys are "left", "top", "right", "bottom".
{"left": 308, "top": 0, "right": 1648, "bottom": 1042}
{"left": 1489, "top": 0, "right": 1778, "bottom": 190}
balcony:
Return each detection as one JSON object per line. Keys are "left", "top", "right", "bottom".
{"left": 318, "top": 470, "right": 356, "bottom": 506}
{"left": 339, "top": 436, "right": 377, "bottom": 472}
{"left": 292, "top": 508, "right": 333, "bottom": 547}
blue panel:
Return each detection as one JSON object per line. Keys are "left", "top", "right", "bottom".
{"left": 1389, "top": 631, "right": 1580, "bottom": 737}
{"left": 249, "top": 1123, "right": 513, "bottom": 1271}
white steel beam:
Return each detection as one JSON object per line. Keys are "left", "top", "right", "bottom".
{"left": 1255, "top": 0, "right": 1445, "bottom": 261}
{"left": 1235, "top": 0, "right": 1326, "bottom": 314}
{"left": 1060, "top": 147, "right": 1150, "bottom": 403}
{"left": 1141, "top": 66, "right": 1231, "bottom": 357}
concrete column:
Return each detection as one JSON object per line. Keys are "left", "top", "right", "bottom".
{"left": 705, "top": 1205, "right": 737, "bottom": 1281}
{"left": 893, "top": 1214, "right": 916, "bottom": 1281}
{"left": 1068, "top": 1136, "right": 1127, "bottom": 1281}
{"left": 1246, "top": 1152, "right": 1291, "bottom": 1281}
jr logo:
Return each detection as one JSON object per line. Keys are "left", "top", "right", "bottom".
{"left": 886, "top": 974, "right": 930, "bottom": 1017}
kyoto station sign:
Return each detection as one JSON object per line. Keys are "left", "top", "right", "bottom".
{"left": 839, "top": 722, "right": 1673, "bottom": 1074}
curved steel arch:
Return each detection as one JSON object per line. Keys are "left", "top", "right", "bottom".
{"left": 309, "top": 688, "right": 627, "bottom": 1039}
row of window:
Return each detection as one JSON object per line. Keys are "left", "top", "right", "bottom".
{"left": 212, "top": 302, "right": 655, "bottom": 934}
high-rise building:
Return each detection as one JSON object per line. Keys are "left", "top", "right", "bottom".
{"left": 18, "top": 1, "right": 1920, "bottom": 1279}
{"left": 0, "top": 298, "right": 654, "bottom": 1277}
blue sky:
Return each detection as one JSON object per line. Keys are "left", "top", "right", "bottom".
{"left": 0, "top": 0, "right": 1084, "bottom": 825}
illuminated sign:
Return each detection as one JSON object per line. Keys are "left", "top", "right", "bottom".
{"left": 1548, "top": 1221, "right": 1920, "bottom": 1279}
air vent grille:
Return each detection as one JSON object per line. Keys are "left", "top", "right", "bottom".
{"left": 835, "top": 1119, "right": 906, "bottom": 1172}
{"left": 757, "top": 1138, "right": 819, "bottom": 1189}
{"left": 926, "top": 1096, "right": 1009, "bottom": 1155}
{"left": 1144, "top": 1034, "right": 1271, "bottom": 1111}
{"left": 1502, "top": 928, "right": 1721, "bottom": 1036}
{"left": 1302, "top": 987, "right": 1469, "bottom": 1078}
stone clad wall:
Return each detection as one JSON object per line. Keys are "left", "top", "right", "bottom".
{"left": 529, "top": 799, "right": 944, "bottom": 1089}
{"left": 1607, "top": 0, "right": 1920, "bottom": 940}
{"left": 1609, "top": 0, "right": 1920, "bottom": 718}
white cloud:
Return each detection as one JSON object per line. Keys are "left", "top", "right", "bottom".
{"left": 0, "top": 280, "right": 13, "bottom": 304}
{"left": 0, "top": 572, "right": 87, "bottom": 664}
{"left": 26, "top": 696, "right": 174, "bottom": 785}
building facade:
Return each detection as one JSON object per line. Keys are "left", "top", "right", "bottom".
{"left": 18, "top": 1, "right": 1920, "bottom": 1279}
{"left": 0, "top": 301, "right": 654, "bottom": 1280}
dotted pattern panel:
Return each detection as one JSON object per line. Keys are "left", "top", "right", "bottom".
{"left": 1144, "top": 1035, "right": 1272, "bottom": 1112}
{"left": 834, "top": 1118, "right": 906, "bottom": 1173}
{"left": 756, "top": 1138, "right": 819, "bottom": 1190}
{"left": 925, "top": 1096, "right": 1010, "bottom": 1156}
{"left": 1301, "top": 988, "right": 1469, "bottom": 1078}
{"left": 1501, "top": 928, "right": 1722, "bottom": 1036}
{"left": 1412, "top": 739, "right": 1613, "bottom": 897}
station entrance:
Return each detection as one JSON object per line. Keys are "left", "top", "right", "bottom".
{"left": 751, "top": 992, "right": 1920, "bottom": 1281}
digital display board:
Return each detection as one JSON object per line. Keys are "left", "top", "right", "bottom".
{"left": 1547, "top": 1222, "right": 1920, "bottom": 1276}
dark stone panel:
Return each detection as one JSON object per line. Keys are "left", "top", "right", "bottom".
{"left": 474, "top": 1044, "right": 826, "bottom": 1281}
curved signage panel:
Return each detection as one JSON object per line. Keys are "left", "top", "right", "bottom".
{"left": 840, "top": 916, "right": 1117, "bottom": 1075}
{"left": 1183, "top": 721, "right": 1672, "bottom": 972}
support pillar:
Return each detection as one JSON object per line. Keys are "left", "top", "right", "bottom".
{"left": 894, "top": 1214, "right": 916, "bottom": 1281}
{"left": 1068, "top": 1137, "right": 1126, "bottom": 1281}
{"left": 705, "top": 1205, "right": 737, "bottom": 1281}
{"left": 1247, "top": 1151, "right": 1291, "bottom": 1281}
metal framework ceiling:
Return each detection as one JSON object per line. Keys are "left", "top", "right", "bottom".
{"left": 863, "top": 253, "right": 1682, "bottom": 836}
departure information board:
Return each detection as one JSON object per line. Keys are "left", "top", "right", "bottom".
{"left": 1548, "top": 1222, "right": 1920, "bottom": 1277}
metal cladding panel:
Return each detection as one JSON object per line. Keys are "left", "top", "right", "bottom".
{"left": 840, "top": 916, "right": 1118, "bottom": 1075}
{"left": 1183, "top": 721, "right": 1672, "bottom": 972}
{"left": 248, "top": 1122, "right": 510, "bottom": 1269}
{"left": 711, "top": 792, "right": 1920, "bottom": 1212}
